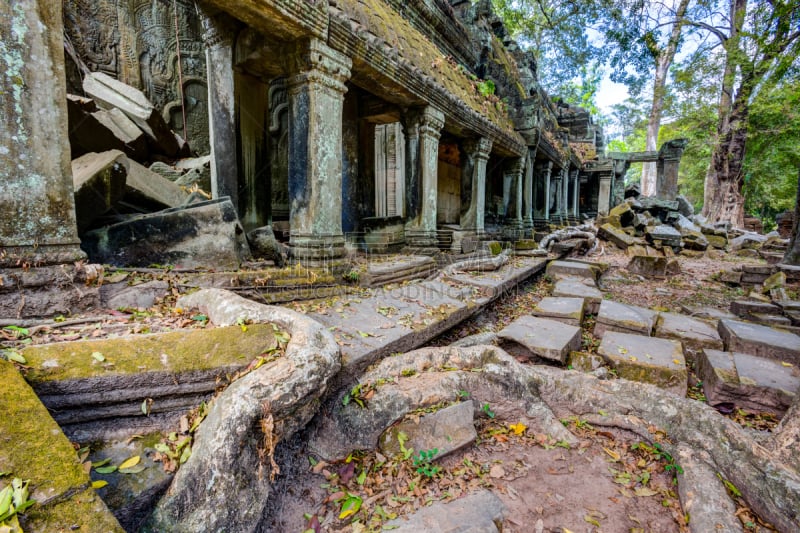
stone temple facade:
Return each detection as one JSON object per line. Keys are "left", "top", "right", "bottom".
{"left": 1, "top": 0, "right": 684, "bottom": 271}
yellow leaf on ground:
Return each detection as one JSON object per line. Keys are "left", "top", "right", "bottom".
{"left": 603, "top": 447, "right": 621, "bottom": 461}
{"left": 118, "top": 455, "right": 140, "bottom": 470}
{"left": 508, "top": 422, "right": 527, "bottom": 435}
{"left": 634, "top": 487, "right": 659, "bottom": 497}
{"left": 629, "top": 356, "right": 638, "bottom": 362}
{"left": 781, "top": 361, "right": 793, "bottom": 367}
{"left": 91, "top": 480, "right": 108, "bottom": 489}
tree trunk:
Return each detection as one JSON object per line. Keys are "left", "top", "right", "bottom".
{"left": 782, "top": 169, "right": 800, "bottom": 264}
{"left": 641, "top": 0, "right": 690, "bottom": 197}
{"left": 702, "top": 0, "right": 748, "bottom": 225}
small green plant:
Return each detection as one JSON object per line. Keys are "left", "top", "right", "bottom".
{"left": 397, "top": 431, "right": 414, "bottom": 460}
{"left": 413, "top": 449, "right": 441, "bottom": 478}
{"left": 342, "top": 269, "right": 360, "bottom": 282}
{"left": 481, "top": 403, "right": 495, "bottom": 418}
{"left": 476, "top": 79, "right": 496, "bottom": 97}
{"left": 456, "top": 389, "right": 470, "bottom": 400}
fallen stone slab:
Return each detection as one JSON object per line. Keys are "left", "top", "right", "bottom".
{"left": 777, "top": 263, "right": 800, "bottom": 282}
{"left": 361, "top": 255, "right": 436, "bottom": 287}
{"left": 442, "top": 256, "right": 547, "bottom": 306}
{"left": 696, "top": 349, "right": 799, "bottom": 415}
{"left": 532, "top": 296, "right": 584, "bottom": 326}
{"left": 72, "top": 150, "right": 129, "bottom": 232}
{"left": 0, "top": 360, "right": 124, "bottom": 532}
{"left": 21, "top": 323, "right": 279, "bottom": 442}
{"left": 84, "top": 72, "right": 179, "bottom": 156}
{"left": 627, "top": 255, "right": 680, "bottom": 279}
{"left": 730, "top": 233, "right": 767, "bottom": 251}
{"left": 749, "top": 313, "right": 793, "bottom": 328}
{"left": 654, "top": 312, "right": 723, "bottom": 359}
{"left": 67, "top": 95, "right": 148, "bottom": 161}
{"left": 545, "top": 260, "right": 599, "bottom": 282}
{"left": 598, "top": 223, "right": 638, "bottom": 250}
{"left": 598, "top": 331, "right": 687, "bottom": 396}
{"left": 385, "top": 489, "right": 506, "bottom": 532}
{"left": 450, "top": 331, "right": 499, "bottom": 347}
{"left": 552, "top": 277, "right": 603, "bottom": 314}
{"left": 101, "top": 279, "right": 170, "bottom": 310}
{"left": 607, "top": 201, "right": 635, "bottom": 228}
{"left": 718, "top": 319, "right": 800, "bottom": 365}
{"left": 379, "top": 401, "right": 476, "bottom": 460}
{"left": 646, "top": 224, "right": 682, "bottom": 248}
{"left": 123, "top": 159, "right": 188, "bottom": 211}
{"left": 717, "top": 270, "right": 743, "bottom": 284}
{"left": 498, "top": 315, "right": 581, "bottom": 363}
{"left": 680, "top": 305, "right": 737, "bottom": 322}
{"left": 81, "top": 197, "right": 250, "bottom": 269}
{"left": 730, "top": 300, "right": 782, "bottom": 319}
{"left": 594, "top": 300, "right": 658, "bottom": 337}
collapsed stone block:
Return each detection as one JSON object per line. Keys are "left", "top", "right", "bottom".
{"left": 552, "top": 277, "right": 604, "bottom": 314}
{"left": 72, "top": 150, "right": 129, "bottom": 232}
{"left": 67, "top": 94, "right": 149, "bottom": 161}
{"left": 498, "top": 315, "right": 581, "bottom": 363}
{"left": 379, "top": 401, "right": 476, "bottom": 461}
{"left": 627, "top": 255, "right": 680, "bottom": 279}
{"left": 532, "top": 297, "right": 585, "bottom": 326}
{"left": 697, "top": 349, "right": 799, "bottom": 416}
{"left": 247, "top": 226, "right": 286, "bottom": 267}
{"left": 654, "top": 312, "right": 723, "bottom": 360}
{"left": 599, "top": 223, "right": 637, "bottom": 250}
{"left": 718, "top": 319, "right": 800, "bottom": 365}
{"left": 594, "top": 300, "right": 658, "bottom": 337}
{"left": 598, "top": 331, "right": 687, "bottom": 396}
{"left": 81, "top": 197, "right": 250, "bottom": 269}
{"left": 83, "top": 72, "right": 179, "bottom": 157}
{"left": 124, "top": 159, "right": 188, "bottom": 211}
{"left": 546, "top": 260, "right": 599, "bottom": 282}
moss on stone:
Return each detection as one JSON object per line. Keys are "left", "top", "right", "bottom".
{"left": 22, "top": 324, "right": 280, "bottom": 383}
{"left": 0, "top": 360, "right": 123, "bottom": 532}
{"left": 488, "top": 241, "right": 502, "bottom": 256}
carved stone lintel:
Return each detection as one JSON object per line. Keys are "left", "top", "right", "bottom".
{"left": 200, "top": 12, "right": 237, "bottom": 48}
{"left": 417, "top": 106, "right": 445, "bottom": 140}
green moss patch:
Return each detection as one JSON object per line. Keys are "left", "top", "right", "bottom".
{"left": 22, "top": 324, "right": 280, "bottom": 384}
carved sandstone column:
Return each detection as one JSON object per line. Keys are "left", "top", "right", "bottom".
{"left": 656, "top": 139, "right": 688, "bottom": 200}
{"left": 286, "top": 39, "right": 352, "bottom": 261}
{"left": 571, "top": 169, "right": 580, "bottom": 219}
{"left": 201, "top": 12, "right": 239, "bottom": 208}
{"left": 405, "top": 106, "right": 445, "bottom": 247}
{"left": 460, "top": 137, "right": 493, "bottom": 233}
{"left": 598, "top": 173, "right": 613, "bottom": 216}
{"left": 0, "top": 0, "right": 85, "bottom": 265}
{"left": 507, "top": 157, "right": 524, "bottom": 234}
{"left": 552, "top": 168, "right": 563, "bottom": 225}
{"left": 543, "top": 161, "right": 553, "bottom": 222}
{"left": 523, "top": 153, "right": 534, "bottom": 235}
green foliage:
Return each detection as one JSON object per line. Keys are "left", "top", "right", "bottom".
{"left": 476, "top": 79, "right": 496, "bottom": 97}
{"left": 0, "top": 476, "right": 35, "bottom": 528}
{"left": 481, "top": 403, "right": 495, "bottom": 418}
{"left": 412, "top": 449, "right": 441, "bottom": 478}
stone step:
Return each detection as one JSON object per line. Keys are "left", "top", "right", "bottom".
{"left": 696, "top": 349, "right": 799, "bottom": 416}
{"left": 497, "top": 315, "right": 581, "bottom": 364}
{"left": 532, "top": 296, "right": 585, "bottom": 326}
{"left": 718, "top": 319, "right": 800, "bottom": 365}
{"left": 0, "top": 360, "right": 123, "bottom": 532}
{"left": 594, "top": 300, "right": 658, "bottom": 337}
{"left": 552, "top": 277, "right": 603, "bottom": 314}
{"left": 21, "top": 324, "right": 278, "bottom": 442}
{"left": 545, "top": 259, "right": 600, "bottom": 282}
{"left": 654, "top": 312, "right": 724, "bottom": 359}
{"left": 598, "top": 331, "right": 687, "bottom": 397}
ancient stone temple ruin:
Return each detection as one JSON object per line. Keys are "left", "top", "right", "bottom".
{"left": 1, "top": 0, "right": 632, "bottom": 276}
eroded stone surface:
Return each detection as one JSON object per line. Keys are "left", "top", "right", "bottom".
{"left": 532, "top": 297, "right": 584, "bottom": 326}
{"left": 718, "top": 319, "right": 800, "bottom": 365}
{"left": 697, "top": 349, "right": 799, "bottom": 415}
{"left": 552, "top": 277, "right": 603, "bottom": 314}
{"left": 594, "top": 300, "right": 658, "bottom": 337}
{"left": 379, "top": 401, "right": 476, "bottom": 460}
{"left": 385, "top": 490, "right": 506, "bottom": 532}
{"left": 546, "top": 260, "right": 598, "bottom": 282}
{"left": 598, "top": 331, "right": 687, "bottom": 396}
{"left": 654, "top": 312, "right": 723, "bottom": 358}
{"left": 498, "top": 315, "right": 581, "bottom": 363}
{"left": 72, "top": 150, "right": 129, "bottom": 232}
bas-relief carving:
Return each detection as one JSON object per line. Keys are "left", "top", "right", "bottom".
{"left": 63, "top": 0, "right": 210, "bottom": 154}
{"left": 269, "top": 78, "right": 290, "bottom": 220}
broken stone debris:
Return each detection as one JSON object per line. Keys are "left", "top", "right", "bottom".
{"left": 83, "top": 72, "right": 180, "bottom": 157}
{"left": 80, "top": 197, "right": 250, "bottom": 269}
{"left": 379, "top": 401, "right": 477, "bottom": 460}
{"left": 385, "top": 489, "right": 506, "bottom": 532}
{"left": 72, "top": 150, "right": 129, "bottom": 232}
{"left": 718, "top": 318, "right": 800, "bottom": 365}
{"left": 498, "top": 315, "right": 581, "bottom": 363}
{"left": 67, "top": 94, "right": 149, "bottom": 161}
{"left": 247, "top": 226, "right": 287, "bottom": 267}
{"left": 532, "top": 296, "right": 585, "bottom": 326}
{"left": 594, "top": 299, "right": 658, "bottom": 337}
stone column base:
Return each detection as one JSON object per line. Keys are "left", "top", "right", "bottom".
{"left": 0, "top": 244, "right": 86, "bottom": 268}
{"left": 289, "top": 234, "right": 346, "bottom": 263}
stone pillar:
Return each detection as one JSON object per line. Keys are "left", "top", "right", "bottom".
{"left": 201, "top": 12, "right": 239, "bottom": 208}
{"left": 571, "top": 169, "right": 580, "bottom": 218}
{"left": 460, "top": 137, "right": 492, "bottom": 233}
{"left": 543, "top": 161, "right": 553, "bottom": 222}
{"left": 508, "top": 157, "right": 524, "bottom": 234}
{"left": 561, "top": 167, "right": 569, "bottom": 223}
{"left": 405, "top": 106, "right": 445, "bottom": 246}
{"left": 552, "top": 168, "right": 563, "bottom": 225}
{"left": 656, "top": 139, "right": 688, "bottom": 200}
{"left": 523, "top": 153, "right": 534, "bottom": 235}
{"left": 286, "top": 38, "right": 352, "bottom": 260}
{"left": 598, "top": 173, "right": 613, "bottom": 216}
{"left": 0, "top": 1, "right": 85, "bottom": 266}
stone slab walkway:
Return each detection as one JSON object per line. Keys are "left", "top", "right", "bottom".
{"left": 598, "top": 331, "right": 687, "bottom": 397}
{"left": 498, "top": 315, "right": 581, "bottom": 363}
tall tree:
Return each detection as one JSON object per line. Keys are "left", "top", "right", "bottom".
{"left": 696, "top": 0, "right": 800, "bottom": 225}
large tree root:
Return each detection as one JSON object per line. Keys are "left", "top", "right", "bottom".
{"left": 144, "top": 290, "right": 341, "bottom": 533}
{"left": 310, "top": 345, "right": 799, "bottom": 532}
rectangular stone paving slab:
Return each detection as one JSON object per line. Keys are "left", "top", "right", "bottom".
{"left": 552, "top": 277, "right": 603, "bottom": 314}
{"left": 718, "top": 318, "right": 800, "bottom": 365}
{"left": 545, "top": 260, "right": 599, "bottom": 282}
{"left": 654, "top": 312, "right": 723, "bottom": 359}
{"left": 532, "top": 296, "right": 585, "bottom": 326}
{"left": 697, "top": 349, "right": 799, "bottom": 415}
{"left": 379, "top": 401, "right": 476, "bottom": 460}
{"left": 498, "top": 315, "right": 581, "bottom": 364}
{"left": 385, "top": 489, "right": 506, "bottom": 532}
{"left": 599, "top": 331, "right": 687, "bottom": 397}
{"left": 594, "top": 300, "right": 658, "bottom": 337}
